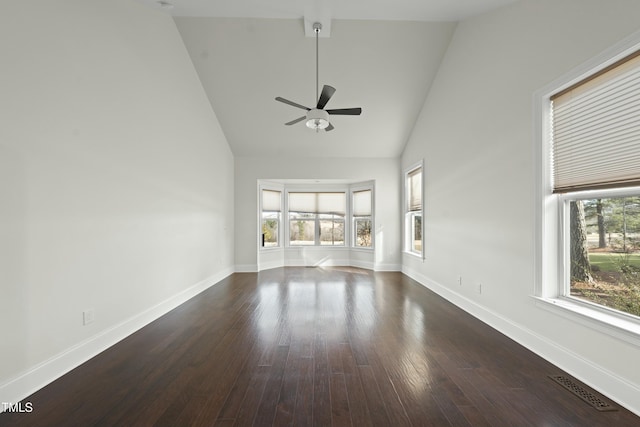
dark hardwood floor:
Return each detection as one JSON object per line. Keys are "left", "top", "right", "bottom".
{"left": 2, "top": 267, "right": 639, "bottom": 426}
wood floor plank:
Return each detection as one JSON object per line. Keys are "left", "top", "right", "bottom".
{"left": 357, "top": 365, "right": 392, "bottom": 427}
{"left": 340, "top": 342, "right": 374, "bottom": 427}
{"left": 330, "top": 373, "right": 352, "bottom": 427}
{"left": 271, "top": 340, "right": 301, "bottom": 426}
{"left": 291, "top": 356, "right": 314, "bottom": 427}
{"left": 361, "top": 341, "right": 413, "bottom": 426}
{"left": 254, "top": 345, "right": 289, "bottom": 425}
{"left": 312, "top": 333, "right": 332, "bottom": 427}
{"left": 233, "top": 365, "right": 270, "bottom": 426}
{"left": 3, "top": 268, "right": 640, "bottom": 427}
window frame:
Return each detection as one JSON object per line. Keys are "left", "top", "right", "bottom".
{"left": 351, "top": 184, "right": 374, "bottom": 250}
{"left": 286, "top": 190, "right": 347, "bottom": 247}
{"left": 319, "top": 213, "right": 346, "bottom": 246}
{"left": 259, "top": 186, "right": 283, "bottom": 250}
{"left": 558, "top": 188, "right": 640, "bottom": 311}
{"left": 404, "top": 161, "right": 424, "bottom": 258}
{"left": 534, "top": 34, "right": 640, "bottom": 346}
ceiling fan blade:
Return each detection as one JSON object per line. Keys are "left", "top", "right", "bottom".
{"left": 275, "top": 97, "right": 311, "bottom": 111}
{"left": 326, "top": 108, "right": 362, "bottom": 116}
{"left": 325, "top": 123, "right": 335, "bottom": 131}
{"left": 285, "top": 116, "right": 306, "bottom": 126}
{"left": 316, "top": 85, "right": 336, "bottom": 109}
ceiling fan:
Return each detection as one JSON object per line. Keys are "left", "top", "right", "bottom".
{"left": 275, "top": 22, "right": 362, "bottom": 132}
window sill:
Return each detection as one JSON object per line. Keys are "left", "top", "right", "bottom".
{"left": 285, "top": 246, "right": 350, "bottom": 250}
{"left": 260, "top": 246, "right": 282, "bottom": 251}
{"left": 533, "top": 296, "right": 640, "bottom": 348}
{"left": 403, "top": 250, "right": 423, "bottom": 259}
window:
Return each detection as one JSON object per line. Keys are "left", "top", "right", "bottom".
{"left": 353, "top": 189, "right": 373, "bottom": 248}
{"left": 549, "top": 48, "right": 640, "bottom": 319}
{"left": 405, "top": 164, "right": 423, "bottom": 255}
{"left": 261, "top": 189, "right": 281, "bottom": 248}
{"left": 258, "top": 183, "right": 374, "bottom": 252}
{"left": 562, "top": 195, "right": 640, "bottom": 317}
{"left": 288, "top": 192, "right": 345, "bottom": 246}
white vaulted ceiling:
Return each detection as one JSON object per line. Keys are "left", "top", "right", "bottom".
{"left": 137, "top": 0, "right": 519, "bottom": 158}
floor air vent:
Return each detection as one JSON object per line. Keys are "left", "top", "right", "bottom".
{"left": 548, "top": 375, "right": 617, "bottom": 412}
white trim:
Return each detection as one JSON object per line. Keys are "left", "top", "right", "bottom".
{"left": 350, "top": 259, "right": 375, "bottom": 270}
{"left": 0, "top": 267, "right": 233, "bottom": 411}
{"left": 285, "top": 257, "right": 352, "bottom": 268}
{"left": 235, "top": 264, "right": 259, "bottom": 273}
{"left": 374, "top": 263, "right": 401, "bottom": 272}
{"left": 534, "top": 297, "right": 640, "bottom": 348}
{"left": 402, "top": 266, "right": 640, "bottom": 417}
{"left": 257, "top": 259, "right": 392, "bottom": 272}
{"left": 256, "top": 259, "right": 284, "bottom": 271}
{"left": 257, "top": 259, "right": 377, "bottom": 271}
{"left": 256, "top": 246, "right": 379, "bottom": 272}
{"left": 403, "top": 160, "right": 425, "bottom": 259}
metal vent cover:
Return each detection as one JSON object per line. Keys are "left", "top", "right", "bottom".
{"left": 549, "top": 375, "right": 618, "bottom": 412}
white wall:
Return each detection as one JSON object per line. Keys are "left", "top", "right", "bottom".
{"left": 401, "top": 0, "right": 640, "bottom": 415}
{"left": 235, "top": 157, "right": 400, "bottom": 271}
{"left": 0, "top": 0, "right": 234, "bottom": 404}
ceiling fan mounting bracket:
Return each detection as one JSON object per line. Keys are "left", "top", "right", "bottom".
{"left": 304, "top": 19, "right": 331, "bottom": 37}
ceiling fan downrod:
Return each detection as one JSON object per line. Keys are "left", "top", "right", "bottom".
{"left": 313, "top": 22, "right": 322, "bottom": 104}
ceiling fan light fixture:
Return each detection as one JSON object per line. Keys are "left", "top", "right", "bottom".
{"left": 306, "top": 109, "right": 330, "bottom": 130}
{"left": 306, "top": 118, "right": 329, "bottom": 130}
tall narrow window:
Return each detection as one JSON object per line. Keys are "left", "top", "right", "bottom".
{"left": 550, "top": 49, "right": 640, "bottom": 318}
{"left": 353, "top": 189, "right": 373, "bottom": 248}
{"left": 405, "top": 165, "right": 423, "bottom": 255}
{"left": 261, "top": 189, "right": 281, "bottom": 248}
{"left": 289, "top": 192, "right": 345, "bottom": 246}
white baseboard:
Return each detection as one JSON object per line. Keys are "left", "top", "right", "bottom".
{"left": 235, "top": 264, "right": 258, "bottom": 272}
{"left": 0, "top": 267, "right": 234, "bottom": 411}
{"left": 374, "top": 263, "right": 401, "bottom": 272}
{"left": 255, "top": 259, "right": 381, "bottom": 272}
{"left": 349, "top": 259, "right": 375, "bottom": 271}
{"left": 401, "top": 266, "right": 640, "bottom": 417}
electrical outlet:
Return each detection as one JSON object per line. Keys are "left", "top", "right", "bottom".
{"left": 458, "top": 276, "right": 462, "bottom": 286}
{"left": 83, "top": 309, "right": 95, "bottom": 325}
{"left": 477, "top": 283, "right": 482, "bottom": 294}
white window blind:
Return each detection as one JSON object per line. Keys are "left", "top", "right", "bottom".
{"left": 288, "top": 192, "right": 346, "bottom": 215}
{"left": 262, "top": 190, "right": 281, "bottom": 212}
{"left": 551, "top": 50, "right": 640, "bottom": 193}
{"left": 407, "top": 168, "right": 422, "bottom": 211}
{"left": 353, "top": 190, "right": 372, "bottom": 216}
